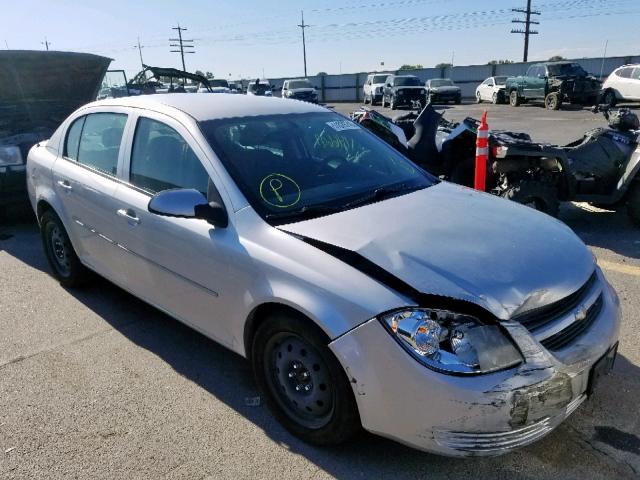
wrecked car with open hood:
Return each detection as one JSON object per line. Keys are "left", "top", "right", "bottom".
{"left": 27, "top": 94, "right": 620, "bottom": 456}
{"left": 0, "top": 50, "right": 110, "bottom": 215}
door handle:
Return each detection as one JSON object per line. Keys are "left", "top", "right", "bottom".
{"left": 57, "top": 179, "right": 73, "bottom": 190}
{"left": 116, "top": 208, "right": 141, "bottom": 224}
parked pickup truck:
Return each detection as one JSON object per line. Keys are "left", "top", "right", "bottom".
{"left": 505, "top": 62, "right": 601, "bottom": 110}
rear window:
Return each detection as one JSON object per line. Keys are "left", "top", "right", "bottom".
{"left": 75, "top": 113, "right": 127, "bottom": 175}
{"left": 64, "top": 116, "right": 85, "bottom": 160}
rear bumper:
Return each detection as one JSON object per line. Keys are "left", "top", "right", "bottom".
{"left": 329, "top": 268, "right": 621, "bottom": 456}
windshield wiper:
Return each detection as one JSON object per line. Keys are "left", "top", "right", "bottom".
{"left": 265, "top": 204, "right": 340, "bottom": 222}
{"left": 342, "top": 183, "right": 424, "bottom": 210}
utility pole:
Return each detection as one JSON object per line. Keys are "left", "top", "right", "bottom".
{"left": 511, "top": 0, "right": 540, "bottom": 62}
{"left": 298, "top": 11, "right": 311, "bottom": 77}
{"left": 169, "top": 23, "right": 195, "bottom": 72}
{"left": 41, "top": 37, "right": 50, "bottom": 51}
{"left": 133, "top": 37, "right": 145, "bottom": 70}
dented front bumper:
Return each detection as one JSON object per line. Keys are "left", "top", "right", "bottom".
{"left": 329, "top": 270, "right": 621, "bottom": 457}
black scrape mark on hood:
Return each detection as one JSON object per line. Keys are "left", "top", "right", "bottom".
{"left": 283, "top": 231, "right": 497, "bottom": 320}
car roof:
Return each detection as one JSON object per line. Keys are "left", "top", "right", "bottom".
{"left": 85, "top": 93, "right": 326, "bottom": 121}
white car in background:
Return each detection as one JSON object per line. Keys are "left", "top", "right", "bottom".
{"left": 601, "top": 64, "right": 640, "bottom": 106}
{"left": 475, "top": 76, "right": 508, "bottom": 104}
{"left": 363, "top": 73, "right": 391, "bottom": 105}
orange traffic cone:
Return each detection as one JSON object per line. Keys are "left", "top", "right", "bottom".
{"left": 474, "top": 111, "right": 489, "bottom": 191}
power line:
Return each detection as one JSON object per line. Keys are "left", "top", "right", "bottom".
{"left": 41, "top": 37, "right": 50, "bottom": 51}
{"left": 511, "top": 0, "right": 540, "bottom": 62}
{"left": 298, "top": 11, "right": 311, "bottom": 77}
{"left": 169, "top": 23, "right": 195, "bottom": 72}
{"left": 133, "top": 36, "right": 145, "bottom": 70}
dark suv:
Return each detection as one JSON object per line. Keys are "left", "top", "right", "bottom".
{"left": 505, "top": 62, "right": 601, "bottom": 110}
{"left": 382, "top": 75, "right": 426, "bottom": 110}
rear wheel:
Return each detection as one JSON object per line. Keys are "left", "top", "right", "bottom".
{"left": 476, "top": 92, "right": 482, "bottom": 103}
{"left": 545, "top": 92, "right": 562, "bottom": 110}
{"left": 251, "top": 312, "right": 360, "bottom": 445}
{"left": 627, "top": 181, "right": 640, "bottom": 226}
{"left": 509, "top": 90, "right": 521, "bottom": 107}
{"left": 40, "top": 210, "right": 91, "bottom": 287}
{"left": 501, "top": 179, "right": 560, "bottom": 217}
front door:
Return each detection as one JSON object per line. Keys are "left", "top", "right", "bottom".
{"left": 111, "top": 113, "right": 235, "bottom": 346}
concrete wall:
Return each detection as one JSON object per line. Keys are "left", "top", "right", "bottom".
{"left": 262, "top": 54, "right": 640, "bottom": 102}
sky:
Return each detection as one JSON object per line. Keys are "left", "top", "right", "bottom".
{"left": 2, "top": 0, "right": 640, "bottom": 80}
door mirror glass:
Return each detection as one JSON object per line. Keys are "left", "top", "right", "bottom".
{"left": 148, "top": 188, "right": 228, "bottom": 227}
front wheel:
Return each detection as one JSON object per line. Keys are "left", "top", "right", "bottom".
{"left": 627, "top": 181, "right": 640, "bottom": 226}
{"left": 501, "top": 179, "right": 560, "bottom": 217}
{"left": 252, "top": 313, "right": 360, "bottom": 445}
{"left": 40, "top": 210, "right": 91, "bottom": 287}
{"left": 390, "top": 96, "right": 397, "bottom": 110}
{"left": 509, "top": 90, "right": 521, "bottom": 107}
{"left": 492, "top": 92, "right": 499, "bottom": 104}
{"left": 476, "top": 92, "right": 482, "bottom": 103}
{"left": 602, "top": 89, "right": 617, "bottom": 108}
{"left": 545, "top": 92, "right": 562, "bottom": 110}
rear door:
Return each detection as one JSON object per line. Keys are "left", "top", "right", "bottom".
{"left": 628, "top": 67, "right": 640, "bottom": 100}
{"left": 52, "top": 109, "right": 131, "bottom": 282}
{"left": 110, "top": 111, "right": 235, "bottom": 345}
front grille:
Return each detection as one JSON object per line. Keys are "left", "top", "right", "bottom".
{"left": 540, "top": 294, "right": 603, "bottom": 350}
{"left": 515, "top": 272, "right": 597, "bottom": 332}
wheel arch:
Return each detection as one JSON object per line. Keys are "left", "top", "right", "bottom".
{"left": 243, "top": 302, "right": 331, "bottom": 362}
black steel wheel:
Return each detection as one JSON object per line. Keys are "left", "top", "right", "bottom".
{"left": 40, "top": 210, "right": 91, "bottom": 287}
{"left": 252, "top": 313, "right": 360, "bottom": 445}
{"left": 602, "top": 89, "right": 617, "bottom": 108}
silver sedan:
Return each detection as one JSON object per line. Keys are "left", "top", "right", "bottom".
{"left": 26, "top": 94, "right": 620, "bottom": 456}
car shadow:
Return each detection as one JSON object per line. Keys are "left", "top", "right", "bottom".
{"left": 2, "top": 223, "right": 640, "bottom": 477}
{"left": 559, "top": 202, "right": 640, "bottom": 260}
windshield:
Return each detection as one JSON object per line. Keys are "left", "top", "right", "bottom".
{"left": 372, "top": 75, "right": 388, "bottom": 84}
{"left": 430, "top": 79, "right": 454, "bottom": 87}
{"left": 547, "top": 63, "right": 587, "bottom": 76}
{"left": 288, "top": 80, "right": 313, "bottom": 89}
{"left": 210, "top": 79, "right": 229, "bottom": 88}
{"left": 395, "top": 76, "right": 422, "bottom": 86}
{"left": 200, "top": 112, "right": 436, "bottom": 224}
{"left": 494, "top": 76, "right": 507, "bottom": 85}
{"left": 248, "top": 83, "right": 270, "bottom": 94}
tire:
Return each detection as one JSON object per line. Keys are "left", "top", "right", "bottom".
{"left": 545, "top": 92, "right": 562, "bottom": 110}
{"left": 381, "top": 95, "right": 387, "bottom": 108}
{"left": 251, "top": 312, "right": 360, "bottom": 445}
{"left": 40, "top": 210, "right": 91, "bottom": 287}
{"left": 390, "top": 96, "right": 397, "bottom": 110}
{"left": 602, "top": 89, "right": 617, "bottom": 108}
{"left": 509, "top": 90, "right": 521, "bottom": 107}
{"left": 627, "top": 181, "right": 640, "bottom": 226}
{"left": 363, "top": 94, "right": 369, "bottom": 105}
{"left": 476, "top": 92, "right": 482, "bottom": 103}
{"left": 501, "top": 179, "right": 560, "bottom": 217}
{"left": 455, "top": 96, "right": 461, "bottom": 105}
{"left": 492, "top": 92, "right": 499, "bottom": 104}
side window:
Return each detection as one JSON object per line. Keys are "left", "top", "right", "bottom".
{"left": 130, "top": 117, "right": 210, "bottom": 195}
{"left": 616, "top": 67, "right": 632, "bottom": 78}
{"left": 77, "top": 113, "right": 127, "bottom": 175}
{"left": 631, "top": 68, "right": 640, "bottom": 80}
{"left": 64, "top": 116, "right": 85, "bottom": 160}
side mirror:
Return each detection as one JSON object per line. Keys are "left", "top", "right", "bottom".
{"left": 148, "top": 188, "right": 228, "bottom": 228}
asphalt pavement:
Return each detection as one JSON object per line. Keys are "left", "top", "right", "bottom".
{"left": 1, "top": 101, "right": 640, "bottom": 479}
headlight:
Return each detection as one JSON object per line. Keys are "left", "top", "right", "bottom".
{"left": 380, "top": 308, "right": 522, "bottom": 375}
{"left": 0, "top": 146, "right": 23, "bottom": 166}
{"left": 286, "top": 90, "right": 293, "bottom": 97}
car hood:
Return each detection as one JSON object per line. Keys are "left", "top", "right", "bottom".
{"left": 432, "top": 86, "right": 460, "bottom": 93}
{"left": 281, "top": 182, "right": 594, "bottom": 320}
{"left": 290, "top": 88, "right": 316, "bottom": 94}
